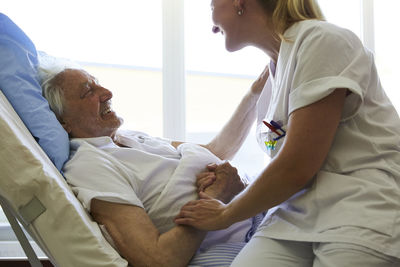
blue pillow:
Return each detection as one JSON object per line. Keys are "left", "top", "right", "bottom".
{"left": 0, "top": 13, "right": 69, "bottom": 172}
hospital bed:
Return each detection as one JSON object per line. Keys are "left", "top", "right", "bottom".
{"left": 0, "top": 91, "right": 129, "bottom": 266}
{"left": 0, "top": 12, "right": 245, "bottom": 267}
{"left": 0, "top": 90, "right": 248, "bottom": 266}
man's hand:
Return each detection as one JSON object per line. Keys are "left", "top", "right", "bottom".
{"left": 196, "top": 164, "right": 216, "bottom": 193}
{"left": 175, "top": 163, "right": 247, "bottom": 231}
{"left": 200, "top": 162, "right": 247, "bottom": 203}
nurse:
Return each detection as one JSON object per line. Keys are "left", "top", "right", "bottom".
{"left": 175, "top": 0, "right": 400, "bottom": 266}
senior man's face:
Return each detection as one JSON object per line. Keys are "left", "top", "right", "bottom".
{"left": 58, "top": 69, "right": 123, "bottom": 139}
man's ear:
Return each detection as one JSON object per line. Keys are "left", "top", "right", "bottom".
{"left": 60, "top": 118, "right": 71, "bottom": 134}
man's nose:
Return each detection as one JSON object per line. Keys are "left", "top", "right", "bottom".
{"left": 99, "top": 87, "right": 113, "bottom": 102}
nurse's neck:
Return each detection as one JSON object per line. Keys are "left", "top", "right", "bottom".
{"left": 248, "top": 10, "right": 280, "bottom": 64}
{"left": 269, "top": 38, "right": 280, "bottom": 65}
{"left": 258, "top": 36, "right": 280, "bottom": 65}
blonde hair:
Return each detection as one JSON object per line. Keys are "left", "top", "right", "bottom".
{"left": 258, "top": 0, "right": 325, "bottom": 39}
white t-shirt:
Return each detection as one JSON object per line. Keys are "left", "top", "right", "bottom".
{"left": 255, "top": 20, "right": 400, "bottom": 258}
{"left": 63, "top": 130, "right": 252, "bottom": 250}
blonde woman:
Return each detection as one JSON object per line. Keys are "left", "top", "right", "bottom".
{"left": 175, "top": 0, "right": 400, "bottom": 265}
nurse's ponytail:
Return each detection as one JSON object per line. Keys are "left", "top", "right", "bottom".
{"left": 258, "top": 0, "right": 325, "bottom": 40}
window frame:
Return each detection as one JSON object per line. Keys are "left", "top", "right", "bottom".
{"left": 166, "top": 0, "right": 376, "bottom": 140}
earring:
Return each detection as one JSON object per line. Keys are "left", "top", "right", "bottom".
{"left": 238, "top": 9, "right": 243, "bottom": 16}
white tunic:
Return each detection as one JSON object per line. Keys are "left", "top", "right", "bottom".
{"left": 63, "top": 130, "right": 252, "bottom": 250}
{"left": 255, "top": 20, "right": 400, "bottom": 258}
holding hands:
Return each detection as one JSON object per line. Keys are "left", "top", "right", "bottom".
{"left": 174, "top": 192, "right": 229, "bottom": 231}
{"left": 199, "top": 162, "right": 247, "bottom": 203}
{"left": 175, "top": 162, "right": 247, "bottom": 230}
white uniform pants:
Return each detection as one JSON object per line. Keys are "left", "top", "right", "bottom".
{"left": 230, "top": 236, "right": 400, "bottom": 267}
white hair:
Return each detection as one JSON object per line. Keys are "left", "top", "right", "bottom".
{"left": 37, "top": 51, "right": 81, "bottom": 119}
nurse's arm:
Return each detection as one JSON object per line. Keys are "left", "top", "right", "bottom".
{"left": 176, "top": 88, "right": 347, "bottom": 230}
{"left": 90, "top": 199, "right": 206, "bottom": 267}
{"left": 224, "top": 88, "right": 348, "bottom": 223}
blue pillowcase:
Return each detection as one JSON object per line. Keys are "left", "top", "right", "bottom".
{"left": 0, "top": 13, "right": 69, "bottom": 172}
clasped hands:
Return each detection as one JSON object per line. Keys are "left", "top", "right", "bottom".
{"left": 196, "top": 162, "right": 247, "bottom": 203}
{"left": 174, "top": 162, "right": 247, "bottom": 230}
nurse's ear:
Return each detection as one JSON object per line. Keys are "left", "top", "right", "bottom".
{"left": 234, "top": 0, "right": 245, "bottom": 15}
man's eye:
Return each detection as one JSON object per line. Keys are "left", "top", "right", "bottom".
{"left": 82, "top": 88, "right": 93, "bottom": 98}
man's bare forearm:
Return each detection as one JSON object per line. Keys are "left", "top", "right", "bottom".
{"left": 155, "top": 225, "right": 206, "bottom": 266}
{"left": 91, "top": 199, "right": 206, "bottom": 267}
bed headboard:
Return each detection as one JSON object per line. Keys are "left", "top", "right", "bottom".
{"left": 0, "top": 91, "right": 128, "bottom": 266}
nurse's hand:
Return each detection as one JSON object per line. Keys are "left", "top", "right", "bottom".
{"left": 250, "top": 64, "right": 269, "bottom": 96}
{"left": 174, "top": 192, "right": 232, "bottom": 231}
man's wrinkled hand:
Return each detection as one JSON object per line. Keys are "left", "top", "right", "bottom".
{"left": 203, "top": 162, "right": 247, "bottom": 203}
{"left": 196, "top": 163, "right": 218, "bottom": 192}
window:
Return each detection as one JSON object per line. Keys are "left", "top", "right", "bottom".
{"left": 184, "top": 0, "right": 269, "bottom": 177}
{"left": 319, "top": 0, "right": 362, "bottom": 37}
{"left": 3, "top": 0, "right": 164, "bottom": 136}
{"left": 374, "top": 0, "right": 400, "bottom": 110}
{"left": 1, "top": 0, "right": 399, "bottom": 253}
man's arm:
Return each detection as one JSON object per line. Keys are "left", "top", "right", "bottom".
{"left": 171, "top": 66, "right": 269, "bottom": 160}
{"left": 91, "top": 199, "right": 205, "bottom": 267}
{"left": 89, "top": 161, "right": 247, "bottom": 267}
{"left": 203, "top": 66, "right": 269, "bottom": 160}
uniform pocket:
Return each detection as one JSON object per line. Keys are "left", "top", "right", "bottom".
{"left": 256, "top": 120, "right": 286, "bottom": 158}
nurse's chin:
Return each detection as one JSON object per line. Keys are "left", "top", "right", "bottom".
{"left": 224, "top": 41, "right": 248, "bottom": 53}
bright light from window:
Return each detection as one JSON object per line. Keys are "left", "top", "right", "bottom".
{"left": 2, "top": 0, "right": 164, "bottom": 136}
{"left": 2, "top": 0, "right": 162, "bottom": 68}
{"left": 374, "top": 0, "right": 400, "bottom": 111}
{"left": 184, "top": 0, "right": 269, "bottom": 76}
{"left": 318, "top": 0, "right": 362, "bottom": 37}
{"left": 184, "top": 0, "right": 269, "bottom": 177}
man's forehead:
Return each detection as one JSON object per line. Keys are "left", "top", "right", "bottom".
{"left": 58, "top": 69, "right": 95, "bottom": 89}
{"left": 61, "top": 68, "right": 91, "bottom": 80}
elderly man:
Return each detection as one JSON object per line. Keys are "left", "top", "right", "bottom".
{"left": 41, "top": 67, "right": 266, "bottom": 267}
